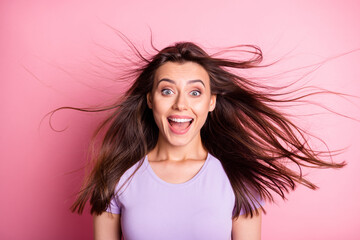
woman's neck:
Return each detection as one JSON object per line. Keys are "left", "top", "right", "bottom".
{"left": 147, "top": 134, "right": 208, "bottom": 162}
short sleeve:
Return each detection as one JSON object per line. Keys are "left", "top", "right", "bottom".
{"left": 238, "top": 190, "right": 265, "bottom": 215}
{"left": 104, "top": 162, "right": 140, "bottom": 215}
{"left": 106, "top": 194, "right": 121, "bottom": 214}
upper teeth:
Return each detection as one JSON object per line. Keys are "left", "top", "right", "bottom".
{"left": 169, "top": 118, "right": 192, "bottom": 123}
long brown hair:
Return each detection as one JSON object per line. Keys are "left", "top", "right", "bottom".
{"left": 66, "top": 40, "right": 345, "bottom": 219}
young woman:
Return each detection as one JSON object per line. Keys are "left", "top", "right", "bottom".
{"left": 69, "top": 41, "right": 345, "bottom": 240}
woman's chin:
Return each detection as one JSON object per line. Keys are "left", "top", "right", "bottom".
{"left": 166, "top": 138, "right": 192, "bottom": 148}
{"left": 159, "top": 132, "right": 200, "bottom": 148}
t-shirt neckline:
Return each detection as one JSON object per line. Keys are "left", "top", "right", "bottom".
{"left": 145, "top": 153, "right": 212, "bottom": 187}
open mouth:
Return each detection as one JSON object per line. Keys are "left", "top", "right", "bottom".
{"left": 167, "top": 117, "right": 193, "bottom": 133}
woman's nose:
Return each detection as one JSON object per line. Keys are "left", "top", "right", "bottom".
{"left": 172, "top": 92, "right": 188, "bottom": 110}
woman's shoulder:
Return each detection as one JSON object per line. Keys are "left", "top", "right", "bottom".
{"left": 206, "top": 153, "right": 227, "bottom": 173}
{"left": 203, "top": 153, "right": 234, "bottom": 186}
{"left": 113, "top": 157, "right": 147, "bottom": 192}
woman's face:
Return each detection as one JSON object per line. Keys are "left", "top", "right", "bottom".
{"left": 147, "top": 61, "right": 216, "bottom": 147}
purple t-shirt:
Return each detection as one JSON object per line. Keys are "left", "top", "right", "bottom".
{"left": 106, "top": 153, "right": 263, "bottom": 240}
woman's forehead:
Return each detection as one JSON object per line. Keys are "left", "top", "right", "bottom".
{"left": 154, "top": 61, "right": 210, "bottom": 85}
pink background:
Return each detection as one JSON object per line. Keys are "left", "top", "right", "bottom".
{"left": 1, "top": 0, "right": 360, "bottom": 239}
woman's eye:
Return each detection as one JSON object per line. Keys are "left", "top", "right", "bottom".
{"left": 190, "top": 90, "right": 201, "bottom": 96}
{"left": 161, "top": 89, "right": 174, "bottom": 95}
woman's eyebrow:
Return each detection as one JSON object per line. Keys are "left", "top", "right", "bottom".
{"left": 188, "top": 79, "right": 205, "bottom": 87}
{"left": 156, "top": 78, "right": 205, "bottom": 87}
{"left": 156, "top": 78, "right": 175, "bottom": 86}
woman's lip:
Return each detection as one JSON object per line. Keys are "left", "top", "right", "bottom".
{"left": 167, "top": 118, "right": 193, "bottom": 135}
